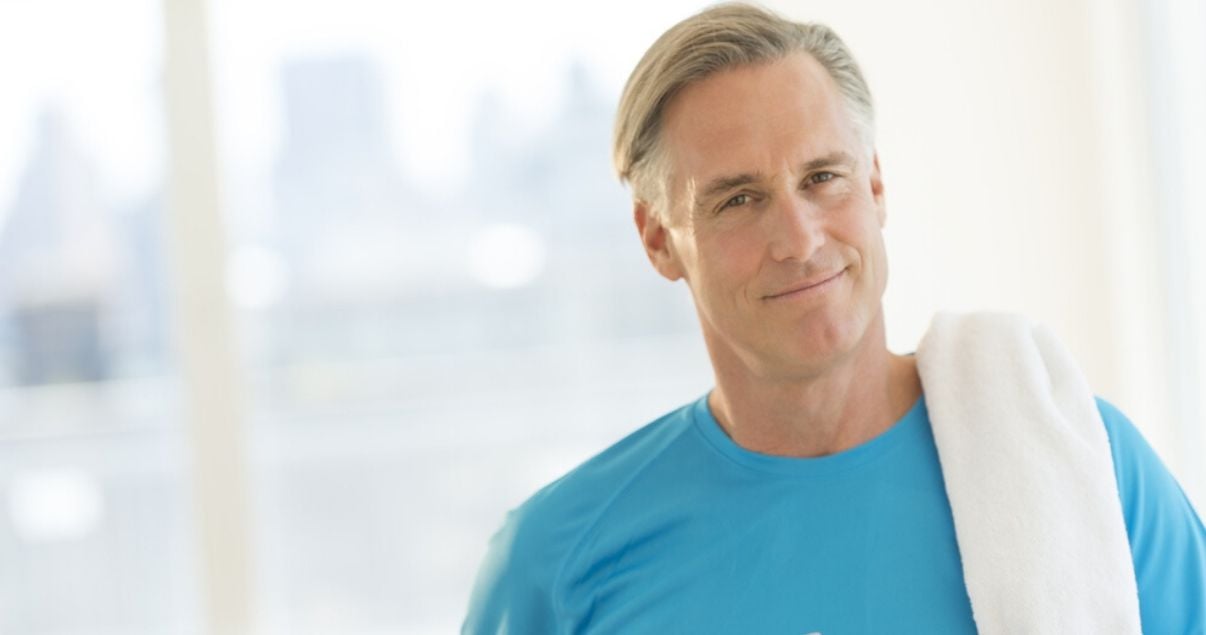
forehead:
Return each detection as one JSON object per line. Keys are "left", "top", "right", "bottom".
{"left": 660, "top": 52, "right": 855, "bottom": 186}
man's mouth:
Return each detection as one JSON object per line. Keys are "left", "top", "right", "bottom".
{"left": 764, "top": 268, "right": 846, "bottom": 301}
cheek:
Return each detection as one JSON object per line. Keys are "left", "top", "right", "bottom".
{"left": 835, "top": 212, "right": 887, "bottom": 279}
{"left": 717, "top": 232, "right": 765, "bottom": 274}
{"left": 694, "top": 232, "right": 764, "bottom": 298}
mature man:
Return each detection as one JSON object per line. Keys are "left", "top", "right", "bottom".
{"left": 464, "top": 4, "right": 1206, "bottom": 633}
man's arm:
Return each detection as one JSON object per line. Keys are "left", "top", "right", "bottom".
{"left": 1098, "top": 398, "right": 1206, "bottom": 632}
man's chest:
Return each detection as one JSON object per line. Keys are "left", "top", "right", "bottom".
{"left": 560, "top": 478, "right": 977, "bottom": 634}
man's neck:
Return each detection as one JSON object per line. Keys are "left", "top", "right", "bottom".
{"left": 705, "top": 317, "right": 922, "bottom": 458}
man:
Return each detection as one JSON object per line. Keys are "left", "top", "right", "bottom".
{"left": 463, "top": 4, "right": 1206, "bottom": 633}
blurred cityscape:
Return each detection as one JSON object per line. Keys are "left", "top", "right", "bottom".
{"left": 0, "top": 106, "right": 168, "bottom": 387}
{"left": 0, "top": 54, "right": 706, "bottom": 634}
{"left": 0, "top": 54, "right": 694, "bottom": 389}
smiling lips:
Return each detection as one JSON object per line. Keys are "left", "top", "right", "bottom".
{"left": 764, "top": 268, "right": 846, "bottom": 301}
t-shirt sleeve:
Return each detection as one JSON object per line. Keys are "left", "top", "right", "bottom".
{"left": 461, "top": 505, "right": 564, "bottom": 634}
{"left": 1097, "top": 397, "right": 1206, "bottom": 633}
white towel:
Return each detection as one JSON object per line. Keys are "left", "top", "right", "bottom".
{"left": 915, "top": 312, "right": 1141, "bottom": 634}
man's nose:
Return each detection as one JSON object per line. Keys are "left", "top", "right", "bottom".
{"left": 765, "top": 192, "right": 825, "bottom": 263}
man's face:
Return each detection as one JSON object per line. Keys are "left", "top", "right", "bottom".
{"left": 638, "top": 52, "right": 889, "bottom": 379}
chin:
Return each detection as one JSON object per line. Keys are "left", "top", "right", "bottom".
{"left": 779, "top": 313, "right": 869, "bottom": 365}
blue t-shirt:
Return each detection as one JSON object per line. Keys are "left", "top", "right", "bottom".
{"left": 463, "top": 394, "right": 1206, "bottom": 633}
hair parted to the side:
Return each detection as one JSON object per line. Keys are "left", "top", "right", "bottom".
{"left": 612, "top": 2, "right": 875, "bottom": 213}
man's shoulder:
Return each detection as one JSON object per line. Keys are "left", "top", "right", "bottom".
{"left": 464, "top": 398, "right": 704, "bottom": 629}
{"left": 1095, "top": 396, "right": 1173, "bottom": 490}
{"left": 516, "top": 398, "right": 700, "bottom": 533}
{"left": 1092, "top": 396, "right": 1206, "bottom": 632}
{"left": 1093, "top": 395, "right": 1200, "bottom": 522}
{"left": 496, "top": 398, "right": 702, "bottom": 561}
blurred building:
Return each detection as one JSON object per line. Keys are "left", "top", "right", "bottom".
{"left": 0, "top": 108, "right": 118, "bottom": 385}
{"left": 0, "top": 107, "right": 170, "bottom": 387}
{"left": 264, "top": 55, "right": 691, "bottom": 372}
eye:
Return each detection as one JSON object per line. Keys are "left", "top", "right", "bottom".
{"left": 808, "top": 171, "right": 837, "bottom": 185}
{"left": 721, "top": 193, "right": 751, "bottom": 210}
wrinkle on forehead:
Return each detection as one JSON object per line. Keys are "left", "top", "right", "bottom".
{"left": 660, "top": 53, "right": 869, "bottom": 227}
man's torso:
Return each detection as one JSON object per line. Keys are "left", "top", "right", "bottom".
{"left": 466, "top": 395, "right": 978, "bottom": 633}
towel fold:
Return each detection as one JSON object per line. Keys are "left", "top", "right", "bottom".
{"left": 916, "top": 312, "right": 1141, "bottom": 634}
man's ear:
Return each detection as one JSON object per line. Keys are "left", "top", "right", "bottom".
{"left": 870, "top": 152, "right": 887, "bottom": 227}
{"left": 634, "top": 200, "right": 685, "bottom": 282}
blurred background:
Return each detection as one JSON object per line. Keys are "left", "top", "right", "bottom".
{"left": 0, "top": 0, "right": 1201, "bottom": 633}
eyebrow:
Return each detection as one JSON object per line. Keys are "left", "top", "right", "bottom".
{"left": 802, "top": 151, "right": 857, "bottom": 173}
{"left": 694, "top": 151, "right": 858, "bottom": 207}
{"left": 697, "top": 173, "right": 762, "bottom": 202}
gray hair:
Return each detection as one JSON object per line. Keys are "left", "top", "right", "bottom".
{"left": 612, "top": 3, "right": 875, "bottom": 213}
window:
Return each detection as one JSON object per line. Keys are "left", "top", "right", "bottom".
{"left": 1144, "top": 0, "right": 1206, "bottom": 509}
{"left": 0, "top": 1, "right": 199, "bottom": 633}
{"left": 207, "top": 2, "right": 710, "bottom": 632}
